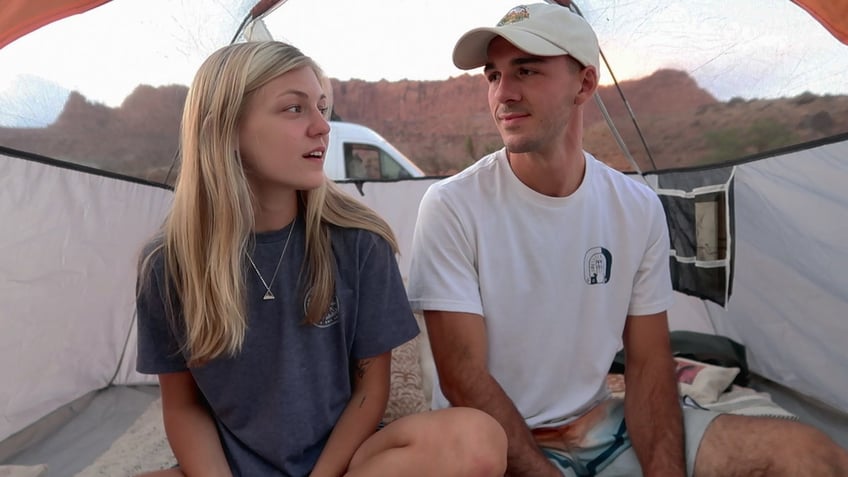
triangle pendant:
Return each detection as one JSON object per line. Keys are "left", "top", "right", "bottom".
{"left": 263, "top": 290, "right": 275, "bottom": 301}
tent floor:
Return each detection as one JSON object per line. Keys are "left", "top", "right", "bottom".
{"left": 2, "top": 380, "right": 846, "bottom": 475}
{"left": 2, "top": 385, "right": 159, "bottom": 477}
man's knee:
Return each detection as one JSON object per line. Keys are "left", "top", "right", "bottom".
{"left": 790, "top": 424, "right": 848, "bottom": 474}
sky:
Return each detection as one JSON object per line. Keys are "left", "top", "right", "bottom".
{"left": 1, "top": 0, "right": 847, "bottom": 126}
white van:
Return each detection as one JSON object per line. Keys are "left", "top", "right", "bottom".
{"left": 325, "top": 121, "right": 424, "bottom": 181}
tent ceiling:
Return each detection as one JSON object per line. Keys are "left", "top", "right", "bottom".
{"left": 3, "top": 0, "right": 848, "bottom": 50}
{"left": 792, "top": 0, "right": 848, "bottom": 44}
{"left": 1, "top": 0, "right": 110, "bottom": 49}
{"left": 0, "top": 0, "right": 289, "bottom": 50}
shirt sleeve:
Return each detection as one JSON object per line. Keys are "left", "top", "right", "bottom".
{"left": 628, "top": 194, "right": 675, "bottom": 316}
{"left": 350, "top": 232, "right": 419, "bottom": 360}
{"left": 407, "top": 184, "right": 483, "bottom": 315}
{"left": 135, "top": 249, "right": 188, "bottom": 374}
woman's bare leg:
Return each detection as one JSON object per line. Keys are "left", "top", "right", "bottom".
{"left": 345, "top": 407, "right": 507, "bottom": 477}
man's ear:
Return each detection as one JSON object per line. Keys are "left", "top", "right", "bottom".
{"left": 575, "top": 66, "right": 599, "bottom": 106}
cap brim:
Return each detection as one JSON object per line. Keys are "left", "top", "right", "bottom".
{"left": 453, "top": 27, "right": 570, "bottom": 70}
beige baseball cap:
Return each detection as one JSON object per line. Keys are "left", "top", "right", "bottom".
{"left": 452, "top": 3, "right": 599, "bottom": 71}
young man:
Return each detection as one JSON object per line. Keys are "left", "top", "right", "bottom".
{"left": 407, "top": 3, "right": 848, "bottom": 476}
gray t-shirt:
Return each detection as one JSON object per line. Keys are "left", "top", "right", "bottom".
{"left": 136, "top": 217, "right": 419, "bottom": 476}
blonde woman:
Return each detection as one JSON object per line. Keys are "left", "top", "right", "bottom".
{"left": 136, "top": 41, "right": 506, "bottom": 477}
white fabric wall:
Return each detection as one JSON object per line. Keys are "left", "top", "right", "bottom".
{"left": 337, "top": 180, "right": 438, "bottom": 282}
{"left": 0, "top": 154, "right": 171, "bottom": 441}
{"left": 667, "top": 292, "right": 715, "bottom": 334}
{"left": 705, "top": 140, "right": 848, "bottom": 412}
{"left": 4, "top": 139, "right": 845, "bottom": 443}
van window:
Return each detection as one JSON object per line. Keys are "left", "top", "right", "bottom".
{"left": 344, "top": 143, "right": 411, "bottom": 180}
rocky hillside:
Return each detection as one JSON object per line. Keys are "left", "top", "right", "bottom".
{"left": 1, "top": 70, "right": 846, "bottom": 182}
{"left": 330, "top": 69, "right": 721, "bottom": 173}
{"left": 0, "top": 85, "right": 184, "bottom": 180}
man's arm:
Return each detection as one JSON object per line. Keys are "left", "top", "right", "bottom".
{"left": 159, "top": 371, "right": 232, "bottom": 477}
{"left": 425, "top": 310, "right": 560, "bottom": 477}
{"left": 310, "top": 353, "right": 391, "bottom": 477}
{"left": 622, "top": 311, "right": 685, "bottom": 477}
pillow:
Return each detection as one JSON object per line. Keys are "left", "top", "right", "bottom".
{"left": 0, "top": 465, "right": 48, "bottom": 477}
{"left": 675, "top": 357, "right": 740, "bottom": 404}
{"left": 610, "top": 331, "right": 750, "bottom": 386}
{"left": 670, "top": 331, "right": 750, "bottom": 386}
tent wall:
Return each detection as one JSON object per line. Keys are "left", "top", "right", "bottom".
{"left": 666, "top": 292, "right": 715, "bottom": 335}
{"left": 697, "top": 138, "right": 848, "bottom": 412}
{"left": 3, "top": 136, "right": 846, "bottom": 447}
{"left": 335, "top": 179, "right": 437, "bottom": 283}
{"left": 0, "top": 151, "right": 170, "bottom": 442}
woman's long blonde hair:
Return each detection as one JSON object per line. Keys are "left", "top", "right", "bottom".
{"left": 141, "top": 41, "right": 397, "bottom": 365}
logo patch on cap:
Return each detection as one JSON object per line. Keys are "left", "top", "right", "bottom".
{"left": 497, "top": 5, "right": 530, "bottom": 26}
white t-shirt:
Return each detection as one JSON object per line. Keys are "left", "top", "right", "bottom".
{"left": 407, "top": 148, "right": 673, "bottom": 427}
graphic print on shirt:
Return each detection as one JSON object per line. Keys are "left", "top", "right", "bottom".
{"left": 584, "top": 247, "right": 612, "bottom": 285}
{"left": 304, "top": 289, "right": 341, "bottom": 328}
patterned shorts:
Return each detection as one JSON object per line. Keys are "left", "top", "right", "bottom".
{"left": 534, "top": 398, "right": 719, "bottom": 476}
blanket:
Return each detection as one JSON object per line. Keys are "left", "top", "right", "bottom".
{"left": 688, "top": 385, "right": 797, "bottom": 420}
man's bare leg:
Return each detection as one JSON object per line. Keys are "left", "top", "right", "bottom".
{"left": 694, "top": 414, "right": 848, "bottom": 477}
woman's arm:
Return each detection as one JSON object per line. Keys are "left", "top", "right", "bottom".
{"left": 309, "top": 351, "right": 392, "bottom": 477}
{"left": 159, "top": 371, "right": 232, "bottom": 477}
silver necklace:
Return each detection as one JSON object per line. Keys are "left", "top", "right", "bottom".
{"left": 245, "top": 216, "right": 296, "bottom": 301}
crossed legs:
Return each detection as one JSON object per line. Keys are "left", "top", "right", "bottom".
{"left": 138, "top": 407, "right": 507, "bottom": 477}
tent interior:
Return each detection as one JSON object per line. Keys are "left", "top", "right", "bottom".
{"left": 1, "top": 1, "right": 847, "bottom": 475}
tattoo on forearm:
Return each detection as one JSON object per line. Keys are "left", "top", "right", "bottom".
{"left": 353, "top": 359, "right": 372, "bottom": 408}
{"left": 355, "top": 358, "right": 373, "bottom": 381}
